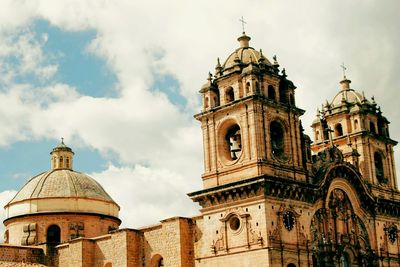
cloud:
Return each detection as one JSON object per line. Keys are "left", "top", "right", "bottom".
{"left": 92, "top": 164, "right": 200, "bottom": 228}
{"left": 0, "top": 190, "right": 18, "bottom": 241}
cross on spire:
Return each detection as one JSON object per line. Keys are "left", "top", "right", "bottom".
{"left": 239, "top": 16, "right": 247, "bottom": 34}
{"left": 340, "top": 62, "right": 347, "bottom": 78}
{"left": 61, "top": 137, "right": 64, "bottom": 144}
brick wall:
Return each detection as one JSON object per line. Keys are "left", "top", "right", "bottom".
{"left": 0, "top": 244, "right": 44, "bottom": 264}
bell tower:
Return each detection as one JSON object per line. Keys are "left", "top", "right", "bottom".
{"left": 311, "top": 75, "right": 398, "bottom": 190}
{"left": 195, "top": 33, "right": 311, "bottom": 189}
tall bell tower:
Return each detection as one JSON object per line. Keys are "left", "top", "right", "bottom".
{"left": 311, "top": 75, "right": 398, "bottom": 191}
{"left": 195, "top": 32, "right": 311, "bottom": 189}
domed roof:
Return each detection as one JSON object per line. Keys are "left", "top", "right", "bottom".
{"left": 222, "top": 33, "right": 272, "bottom": 70}
{"left": 331, "top": 89, "right": 364, "bottom": 106}
{"left": 4, "top": 141, "right": 119, "bottom": 220}
{"left": 330, "top": 78, "right": 369, "bottom": 107}
{"left": 8, "top": 169, "right": 115, "bottom": 205}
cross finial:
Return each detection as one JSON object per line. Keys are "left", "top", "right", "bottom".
{"left": 340, "top": 62, "right": 347, "bottom": 78}
{"left": 239, "top": 16, "right": 247, "bottom": 34}
{"left": 61, "top": 137, "right": 64, "bottom": 144}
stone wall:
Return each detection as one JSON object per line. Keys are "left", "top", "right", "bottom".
{"left": 0, "top": 244, "right": 44, "bottom": 265}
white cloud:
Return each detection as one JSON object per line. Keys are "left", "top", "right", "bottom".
{"left": 92, "top": 164, "right": 200, "bottom": 228}
{"left": 0, "top": 190, "right": 18, "bottom": 241}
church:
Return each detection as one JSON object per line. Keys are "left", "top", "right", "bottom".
{"left": 0, "top": 32, "right": 399, "bottom": 267}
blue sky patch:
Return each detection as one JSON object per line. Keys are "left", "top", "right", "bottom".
{"left": 35, "top": 20, "right": 118, "bottom": 97}
{"left": 152, "top": 74, "right": 187, "bottom": 109}
{"left": 0, "top": 139, "right": 111, "bottom": 191}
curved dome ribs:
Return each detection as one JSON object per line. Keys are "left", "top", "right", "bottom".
{"left": 8, "top": 170, "right": 115, "bottom": 205}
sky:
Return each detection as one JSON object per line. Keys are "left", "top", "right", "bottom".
{"left": 0, "top": 0, "right": 400, "bottom": 232}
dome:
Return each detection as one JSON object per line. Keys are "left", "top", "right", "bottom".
{"left": 8, "top": 170, "right": 115, "bottom": 204}
{"left": 222, "top": 33, "right": 272, "bottom": 70}
{"left": 331, "top": 89, "right": 364, "bottom": 107}
{"left": 4, "top": 141, "right": 119, "bottom": 220}
{"left": 330, "top": 78, "right": 369, "bottom": 107}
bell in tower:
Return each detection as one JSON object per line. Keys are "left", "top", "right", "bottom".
{"left": 195, "top": 32, "right": 311, "bottom": 188}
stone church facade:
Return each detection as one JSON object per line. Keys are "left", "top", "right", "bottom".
{"left": 0, "top": 32, "right": 399, "bottom": 267}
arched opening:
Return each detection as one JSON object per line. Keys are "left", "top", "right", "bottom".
{"left": 268, "top": 85, "right": 276, "bottom": 101}
{"left": 150, "top": 254, "right": 164, "bottom": 267}
{"left": 335, "top": 123, "right": 343, "bottom": 137}
{"left": 289, "top": 94, "right": 295, "bottom": 106}
{"left": 204, "top": 96, "right": 209, "bottom": 109}
{"left": 104, "top": 263, "right": 112, "bottom": 267}
{"left": 47, "top": 225, "right": 61, "bottom": 244}
{"left": 340, "top": 252, "right": 351, "bottom": 267}
{"left": 270, "top": 121, "right": 285, "bottom": 158}
{"left": 354, "top": 119, "right": 358, "bottom": 130}
{"left": 287, "top": 264, "right": 296, "bottom": 267}
{"left": 59, "top": 156, "right": 63, "bottom": 168}
{"left": 225, "top": 87, "right": 234, "bottom": 103}
{"left": 374, "top": 152, "right": 385, "bottom": 183}
{"left": 225, "top": 125, "right": 241, "bottom": 160}
{"left": 369, "top": 121, "right": 376, "bottom": 134}
{"left": 246, "top": 82, "right": 250, "bottom": 94}
{"left": 315, "top": 130, "right": 319, "bottom": 141}
{"left": 66, "top": 157, "right": 70, "bottom": 169}
{"left": 279, "top": 81, "right": 288, "bottom": 103}
{"left": 377, "top": 117, "right": 386, "bottom": 137}
{"left": 4, "top": 230, "right": 9, "bottom": 244}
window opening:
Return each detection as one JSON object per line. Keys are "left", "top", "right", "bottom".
{"left": 226, "top": 125, "right": 241, "bottom": 160}
{"left": 374, "top": 152, "right": 386, "bottom": 183}
{"left": 270, "top": 121, "right": 285, "bottom": 157}
{"left": 47, "top": 225, "right": 61, "bottom": 244}
{"left": 335, "top": 123, "right": 343, "bottom": 137}
{"left": 268, "top": 85, "right": 276, "bottom": 101}
{"left": 225, "top": 87, "right": 234, "bottom": 103}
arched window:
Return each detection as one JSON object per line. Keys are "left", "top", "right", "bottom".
{"left": 204, "top": 96, "right": 209, "bottom": 109}
{"left": 370, "top": 121, "right": 376, "bottom": 134}
{"left": 66, "top": 157, "right": 70, "bottom": 169}
{"left": 287, "top": 264, "right": 296, "bottom": 267}
{"left": 59, "top": 156, "right": 63, "bottom": 168}
{"left": 47, "top": 225, "right": 61, "bottom": 244}
{"left": 246, "top": 82, "right": 250, "bottom": 94}
{"left": 270, "top": 121, "right": 285, "bottom": 158}
{"left": 213, "top": 96, "right": 218, "bottom": 107}
{"left": 289, "top": 94, "right": 295, "bottom": 106}
{"left": 279, "top": 81, "right": 288, "bottom": 103}
{"left": 226, "top": 125, "right": 241, "bottom": 160}
{"left": 335, "top": 123, "right": 343, "bottom": 137}
{"left": 354, "top": 119, "right": 358, "bottom": 130}
{"left": 374, "top": 152, "right": 386, "bottom": 183}
{"left": 225, "top": 87, "right": 234, "bottom": 103}
{"left": 340, "top": 252, "right": 350, "bottom": 267}
{"left": 315, "top": 130, "right": 319, "bottom": 141}
{"left": 4, "top": 230, "right": 9, "bottom": 243}
{"left": 104, "top": 263, "right": 112, "bottom": 267}
{"left": 268, "top": 85, "right": 276, "bottom": 101}
{"left": 150, "top": 254, "right": 164, "bottom": 267}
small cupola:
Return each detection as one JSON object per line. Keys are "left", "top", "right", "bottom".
{"left": 340, "top": 77, "right": 351, "bottom": 91}
{"left": 237, "top": 32, "right": 251, "bottom": 48}
{"left": 50, "top": 138, "right": 74, "bottom": 170}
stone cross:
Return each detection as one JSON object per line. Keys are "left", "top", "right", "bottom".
{"left": 239, "top": 16, "right": 247, "bottom": 33}
{"left": 340, "top": 62, "right": 347, "bottom": 78}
